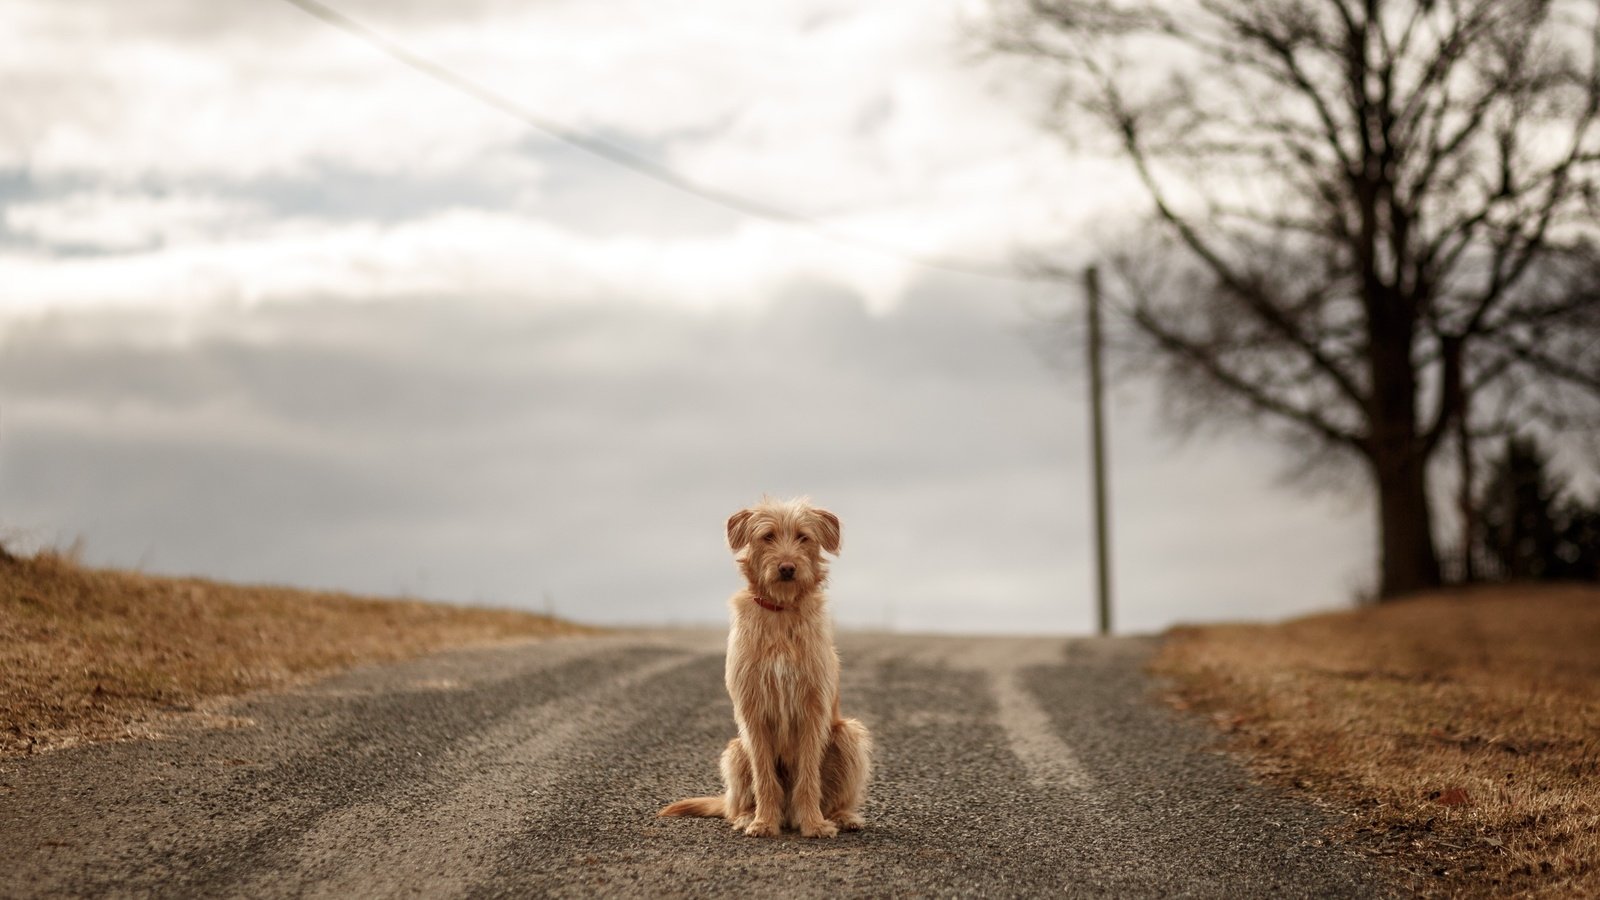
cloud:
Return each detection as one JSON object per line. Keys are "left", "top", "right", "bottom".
{"left": 0, "top": 209, "right": 922, "bottom": 317}
{"left": 0, "top": 0, "right": 1125, "bottom": 256}
{"left": 5, "top": 191, "right": 264, "bottom": 252}
{"left": 1, "top": 1, "right": 551, "bottom": 182}
{"left": 0, "top": 288, "right": 1370, "bottom": 633}
{"left": 0, "top": 0, "right": 1150, "bottom": 340}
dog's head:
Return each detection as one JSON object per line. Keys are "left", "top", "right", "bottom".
{"left": 726, "top": 497, "right": 841, "bottom": 600}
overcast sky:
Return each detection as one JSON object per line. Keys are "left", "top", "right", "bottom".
{"left": 0, "top": 0, "right": 1372, "bottom": 633}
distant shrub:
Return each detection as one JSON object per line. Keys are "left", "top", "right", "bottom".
{"left": 1476, "top": 437, "right": 1599, "bottom": 583}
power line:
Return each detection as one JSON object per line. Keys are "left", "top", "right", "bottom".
{"left": 272, "top": 0, "right": 1062, "bottom": 285}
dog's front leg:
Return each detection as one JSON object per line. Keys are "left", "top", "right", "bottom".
{"left": 742, "top": 729, "right": 785, "bottom": 838}
{"left": 790, "top": 725, "right": 838, "bottom": 838}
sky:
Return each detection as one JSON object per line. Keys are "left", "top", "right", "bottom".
{"left": 0, "top": 0, "right": 1373, "bottom": 633}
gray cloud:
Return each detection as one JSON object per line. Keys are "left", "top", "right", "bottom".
{"left": 0, "top": 278, "right": 1369, "bottom": 633}
{"left": 11, "top": 0, "right": 526, "bottom": 43}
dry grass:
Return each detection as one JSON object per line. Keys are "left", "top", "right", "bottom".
{"left": 0, "top": 548, "right": 591, "bottom": 758}
{"left": 1153, "top": 584, "right": 1600, "bottom": 898}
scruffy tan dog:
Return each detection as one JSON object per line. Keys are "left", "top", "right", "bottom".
{"left": 659, "top": 497, "right": 872, "bottom": 838}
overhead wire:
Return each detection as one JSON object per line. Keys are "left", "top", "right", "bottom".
{"left": 272, "top": 0, "right": 1069, "bottom": 286}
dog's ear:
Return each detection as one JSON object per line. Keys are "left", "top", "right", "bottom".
{"left": 726, "top": 508, "right": 755, "bottom": 552}
{"left": 812, "top": 508, "right": 841, "bottom": 555}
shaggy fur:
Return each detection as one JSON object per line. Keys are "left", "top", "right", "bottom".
{"left": 659, "top": 497, "right": 872, "bottom": 838}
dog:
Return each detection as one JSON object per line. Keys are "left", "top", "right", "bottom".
{"left": 659, "top": 497, "right": 872, "bottom": 838}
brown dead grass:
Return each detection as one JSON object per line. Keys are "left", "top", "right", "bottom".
{"left": 0, "top": 548, "right": 592, "bottom": 758}
{"left": 1153, "top": 584, "right": 1600, "bottom": 899}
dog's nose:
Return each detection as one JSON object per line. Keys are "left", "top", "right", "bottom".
{"left": 778, "top": 564, "right": 796, "bottom": 581}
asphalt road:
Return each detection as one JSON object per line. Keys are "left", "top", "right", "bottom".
{"left": 2, "top": 632, "right": 1394, "bottom": 898}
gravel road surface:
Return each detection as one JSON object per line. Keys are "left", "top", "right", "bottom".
{"left": 2, "top": 632, "right": 1393, "bottom": 898}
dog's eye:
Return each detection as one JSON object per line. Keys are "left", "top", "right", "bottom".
{"left": 798, "top": 534, "right": 810, "bottom": 543}
{"left": 762, "top": 533, "right": 776, "bottom": 543}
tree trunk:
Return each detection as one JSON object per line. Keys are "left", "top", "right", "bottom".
{"left": 1364, "top": 291, "right": 1442, "bottom": 598}
{"left": 1372, "top": 450, "right": 1442, "bottom": 597}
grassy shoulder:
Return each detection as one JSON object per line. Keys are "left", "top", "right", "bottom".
{"left": 1153, "top": 584, "right": 1600, "bottom": 899}
{"left": 1, "top": 548, "right": 591, "bottom": 758}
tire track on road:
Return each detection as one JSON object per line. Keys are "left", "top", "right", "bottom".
{"left": 15, "top": 641, "right": 683, "bottom": 898}
{"left": 230, "top": 649, "right": 717, "bottom": 899}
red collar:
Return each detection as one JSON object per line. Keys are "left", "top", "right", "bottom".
{"left": 751, "top": 595, "right": 784, "bottom": 612}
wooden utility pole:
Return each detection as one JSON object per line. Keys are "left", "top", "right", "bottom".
{"left": 1085, "top": 266, "right": 1113, "bottom": 635}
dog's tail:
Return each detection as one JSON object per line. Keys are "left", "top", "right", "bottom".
{"left": 657, "top": 796, "right": 725, "bottom": 818}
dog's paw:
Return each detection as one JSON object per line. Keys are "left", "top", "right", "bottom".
{"left": 800, "top": 818, "right": 839, "bottom": 839}
{"left": 832, "top": 812, "right": 865, "bottom": 832}
{"left": 730, "top": 814, "right": 753, "bottom": 831}
{"left": 743, "top": 819, "right": 779, "bottom": 838}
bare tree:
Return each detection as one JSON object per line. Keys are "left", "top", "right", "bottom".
{"left": 996, "top": 0, "right": 1600, "bottom": 597}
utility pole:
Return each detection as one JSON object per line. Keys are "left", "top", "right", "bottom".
{"left": 1085, "top": 266, "right": 1113, "bottom": 635}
